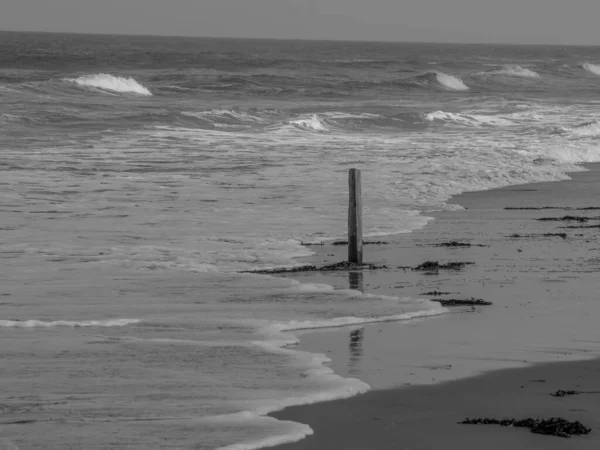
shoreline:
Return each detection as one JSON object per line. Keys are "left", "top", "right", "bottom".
{"left": 267, "top": 162, "right": 600, "bottom": 448}
{"left": 271, "top": 357, "right": 600, "bottom": 449}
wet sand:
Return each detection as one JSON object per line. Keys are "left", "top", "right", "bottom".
{"left": 270, "top": 163, "right": 600, "bottom": 448}
{"left": 272, "top": 357, "right": 600, "bottom": 449}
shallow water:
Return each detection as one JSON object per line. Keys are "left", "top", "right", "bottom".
{"left": 2, "top": 32, "right": 600, "bottom": 449}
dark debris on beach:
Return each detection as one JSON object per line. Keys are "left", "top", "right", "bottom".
{"left": 505, "top": 206, "right": 600, "bottom": 211}
{"left": 537, "top": 215, "right": 600, "bottom": 222}
{"left": 421, "top": 291, "right": 452, "bottom": 296}
{"left": 301, "top": 240, "right": 389, "bottom": 246}
{"left": 561, "top": 224, "right": 600, "bottom": 229}
{"left": 405, "top": 261, "right": 475, "bottom": 271}
{"left": 460, "top": 417, "right": 591, "bottom": 438}
{"left": 509, "top": 233, "right": 567, "bottom": 239}
{"left": 432, "top": 297, "right": 492, "bottom": 307}
{"left": 331, "top": 240, "right": 389, "bottom": 246}
{"left": 551, "top": 389, "right": 600, "bottom": 397}
{"left": 241, "top": 261, "right": 388, "bottom": 274}
{"left": 431, "top": 241, "right": 487, "bottom": 248}
{"left": 551, "top": 390, "right": 581, "bottom": 397}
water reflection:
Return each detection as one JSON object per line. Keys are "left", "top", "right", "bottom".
{"left": 348, "top": 327, "right": 364, "bottom": 375}
{"left": 348, "top": 271, "right": 364, "bottom": 292}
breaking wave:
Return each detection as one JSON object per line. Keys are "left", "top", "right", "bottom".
{"left": 561, "top": 120, "right": 600, "bottom": 137}
{"left": 425, "top": 110, "right": 513, "bottom": 127}
{"left": 478, "top": 65, "right": 540, "bottom": 78}
{"left": 582, "top": 63, "right": 600, "bottom": 76}
{"left": 435, "top": 72, "right": 469, "bottom": 90}
{"left": 0, "top": 318, "right": 141, "bottom": 328}
{"left": 67, "top": 74, "right": 152, "bottom": 95}
{"left": 407, "top": 72, "right": 469, "bottom": 91}
{"left": 288, "top": 115, "right": 330, "bottom": 132}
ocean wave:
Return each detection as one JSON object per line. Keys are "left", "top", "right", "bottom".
{"left": 405, "top": 72, "right": 469, "bottom": 91}
{"left": 183, "top": 108, "right": 281, "bottom": 125}
{"left": 582, "top": 63, "right": 600, "bottom": 76}
{"left": 560, "top": 120, "right": 600, "bottom": 137}
{"left": 0, "top": 318, "right": 141, "bottom": 328}
{"left": 287, "top": 115, "right": 331, "bottom": 132}
{"left": 435, "top": 72, "right": 469, "bottom": 90}
{"left": 425, "top": 110, "right": 514, "bottom": 127}
{"left": 66, "top": 74, "right": 152, "bottom": 95}
{"left": 477, "top": 65, "right": 540, "bottom": 78}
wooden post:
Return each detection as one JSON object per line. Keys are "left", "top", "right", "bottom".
{"left": 348, "top": 169, "right": 363, "bottom": 264}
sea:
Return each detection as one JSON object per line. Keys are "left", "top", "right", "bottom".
{"left": 2, "top": 31, "right": 600, "bottom": 449}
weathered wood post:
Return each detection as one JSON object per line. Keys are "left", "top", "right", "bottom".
{"left": 348, "top": 168, "right": 363, "bottom": 264}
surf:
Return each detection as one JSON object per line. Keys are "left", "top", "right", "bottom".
{"left": 477, "top": 64, "right": 541, "bottom": 78}
{"left": 582, "top": 63, "right": 600, "bottom": 76}
{"left": 66, "top": 73, "right": 152, "bottom": 95}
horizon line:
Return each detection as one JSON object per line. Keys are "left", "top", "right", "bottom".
{"left": 1, "top": 28, "right": 599, "bottom": 48}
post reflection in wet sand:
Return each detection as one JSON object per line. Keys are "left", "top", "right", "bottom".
{"left": 348, "top": 328, "right": 365, "bottom": 375}
{"left": 348, "top": 271, "right": 364, "bottom": 292}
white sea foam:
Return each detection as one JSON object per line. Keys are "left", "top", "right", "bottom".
{"left": 272, "top": 307, "right": 447, "bottom": 333}
{"left": 214, "top": 420, "right": 313, "bottom": 450}
{"left": 288, "top": 115, "right": 330, "bottom": 131}
{"left": 583, "top": 63, "right": 600, "bottom": 76}
{"left": 561, "top": 120, "right": 600, "bottom": 137}
{"left": 184, "top": 109, "right": 277, "bottom": 124}
{"left": 0, "top": 318, "right": 141, "bottom": 328}
{"left": 479, "top": 65, "right": 540, "bottom": 78}
{"left": 425, "top": 110, "right": 513, "bottom": 127}
{"left": 67, "top": 74, "right": 152, "bottom": 95}
{"left": 435, "top": 72, "right": 469, "bottom": 90}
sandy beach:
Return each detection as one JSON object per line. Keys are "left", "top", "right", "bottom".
{"left": 269, "top": 163, "right": 600, "bottom": 448}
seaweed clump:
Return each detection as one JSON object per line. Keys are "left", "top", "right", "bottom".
{"left": 411, "top": 261, "right": 474, "bottom": 271}
{"left": 242, "top": 261, "right": 388, "bottom": 274}
{"left": 460, "top": 417, "right": 591, "bottom": 438}
{"left": 537, "top": 216, "right": 598, "bottom": 222}
{"left": 331, "top": 240, "right": 389, "bottom": 246}
{"left": 433, "top": 241, "right": 486, "bottom": 248}
{"left": 505, "top": 206, "right": 600, "bottom": 211}
{"left": 551, "top": 390, "right": 580, "bottom": 397}
{"left": 561, "top": 224, "right": 600, "bottom": 229}
{"left": 509, "top": 233, "right": 567, "bottom": 239}
{"left": 433, "top": 298, "right": 492, "bottom": 307}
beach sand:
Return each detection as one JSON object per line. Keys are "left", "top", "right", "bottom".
{"left": 269, "top": 163, "right": 600, "bottom": 448}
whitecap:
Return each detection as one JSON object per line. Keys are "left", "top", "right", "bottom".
{"left": 435, "top": 72, "right": 469, "bottom": 91}
{"left": 288, "top": 114, "right": 330, "bottom": 131}
{"left": 582, "top": 63, "right": 600, "bottom": 76}
{"left": 66, "top": 73, "right": 152, "bottom": 95}
{"left": 479, "top": 65, "right": 540, "bottom": 79}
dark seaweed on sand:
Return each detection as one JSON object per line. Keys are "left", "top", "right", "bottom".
{"left": 551, "top": 390, "right": 580, "bottom": 397}
{"left": 460, "top": 417, "right": 591, "bottom": 438}
{"left": 331, "top": 240, "right": 389, "bottom": 246}
{"left": 505, "top": 206, "right": 600, "bottom": 211}
{"left": 431, "top": 241, "right": 487, "bottom": 247}
{"left": 432, "top": 297, "right": 492, "bottom": 307}
{"left": 509, "top": 233, "right": 567, "bottom": 239}
{"left": 561, "top": 224, "right": 600, "bottom": 229}
{"left": 537, "top": 215, "right": 599, "bottom": 222}
{"left": 241, "top": 261, "right": 388, "bottom": 274}
{"left": 410, "top": 261, "right": 475, "bottom": 271}
{"left": 551, "top": 389, "right": 600, "bottom": 397}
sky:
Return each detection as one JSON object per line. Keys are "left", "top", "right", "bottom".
{"left": 2, "top": 0, "right": 600, "bottom": 45}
